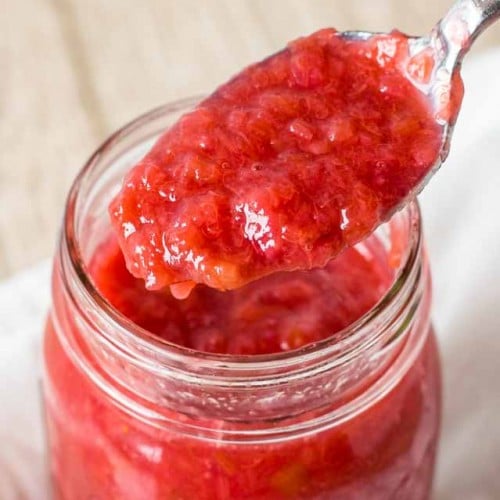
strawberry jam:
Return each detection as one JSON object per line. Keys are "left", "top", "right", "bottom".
{"left": 109, "top": 29, "right": 462, "bottom": 294}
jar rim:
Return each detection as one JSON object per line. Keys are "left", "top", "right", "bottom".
{"left": 61, "top": 97, "right": 423, "bottom": 375}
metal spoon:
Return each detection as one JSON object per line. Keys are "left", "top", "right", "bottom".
{"left": 342, "top": 0, "right": 499, "bottom": 186}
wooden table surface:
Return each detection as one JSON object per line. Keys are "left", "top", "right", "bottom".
{"left": 2, "top": 0, "right": 499, "bottom": 279}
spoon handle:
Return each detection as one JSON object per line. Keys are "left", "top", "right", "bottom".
{"left": 434, "top": 0, "right": 500, "bottom": 65}
{"left": 471, "top": 0, "right": 500, "bottom": 37}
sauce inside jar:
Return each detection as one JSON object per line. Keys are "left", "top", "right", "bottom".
{"left": 90, "top": 233, "right": 393, "bottom": 354}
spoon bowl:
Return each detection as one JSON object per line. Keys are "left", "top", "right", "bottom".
{"left": 341, "top": 0, "right": 499, "bottom": 196}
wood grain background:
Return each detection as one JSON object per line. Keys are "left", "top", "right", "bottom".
{"left": 2, "top": 0, "right": 499, "bottom": 278}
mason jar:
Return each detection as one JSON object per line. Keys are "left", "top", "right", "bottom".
{"left": 43, "top": 98, "right": 441, "bottom": 500}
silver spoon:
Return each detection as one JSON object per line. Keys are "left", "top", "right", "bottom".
{"left": 342, "top": 0, "right": 499, "bottom": 187}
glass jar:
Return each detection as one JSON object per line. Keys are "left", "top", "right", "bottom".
{"left": 43, "top": 98, "right": 441, "bottom": 500}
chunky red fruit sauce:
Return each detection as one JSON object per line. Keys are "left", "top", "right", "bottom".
{"left": 109, "top": 28, "right": 462, "bottom": 294}
{"left": 90, "top": 234, "right": 392, "bottom": 354}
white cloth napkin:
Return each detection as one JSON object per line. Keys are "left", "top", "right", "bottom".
{"left": 1, "top": 48, "right": 500, "bottom": 500}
